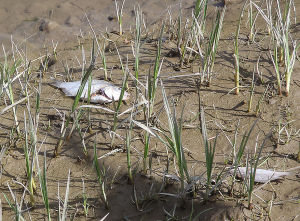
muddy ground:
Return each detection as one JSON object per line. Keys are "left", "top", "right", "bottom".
{"left": 0, "top": 0, "right": 300, "bottom": 220}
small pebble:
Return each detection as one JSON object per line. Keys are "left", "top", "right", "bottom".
{"left": 39, "top": 19, "right": 58, "bottom": 33}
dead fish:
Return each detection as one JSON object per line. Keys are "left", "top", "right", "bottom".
{"left": 230, "top": 167, "right": 291, "bottom": 183}
{"left": 51, "top": 80, "right": 130, "bottom": 103}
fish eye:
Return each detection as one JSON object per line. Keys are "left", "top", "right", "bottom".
{"left": 98, "top": 89, "right": 105, "bottom": 95}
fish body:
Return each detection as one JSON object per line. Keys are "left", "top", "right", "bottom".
{"left": 51, "top": 80, "right": 130, "bottom": 103}
{"left": 230, "top": 167, "right": 291, "bottom": 183}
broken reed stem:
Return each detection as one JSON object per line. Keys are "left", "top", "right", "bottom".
{"left": 234, "top": 0, "right": 248, "bottom": 95}
{"left": 115, "top": 0, "right": 125, "bottom": 36}
{"left": 110, "top": 65, "right": 129, "bottom": 148}
{"left": 247, "top": 69, "right": 255, "bottom": 113}
{"left": 93, "top": 138, "right": 109, "bottom": 208}
{"left": 255, "top": 84, "right": 269, "bottom": 116}
{"left": 203, "top": 6, "right": 226, "bottom": 85}
{"left": 126, "top": 125, "right": 133, "bottom": 183}
{"left": 270, "top": 42, "right": 282, "bottom": 95}
{"left": 100, "top": 41, "right": 108, "bottom": 81}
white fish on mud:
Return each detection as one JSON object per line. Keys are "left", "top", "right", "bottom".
{"left": 51, "top": 80, "right": 130, "bottom": 103}
{"left": 230, "top": 167, "right": 291, "bottom": 184}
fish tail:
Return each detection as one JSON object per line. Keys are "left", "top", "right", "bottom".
{"left": 49, "top": 80, "right": 63, "bottom": 88}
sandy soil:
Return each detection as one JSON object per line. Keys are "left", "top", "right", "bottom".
{"left": 0, "top": 0, "right": 300, "bottom": 220}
